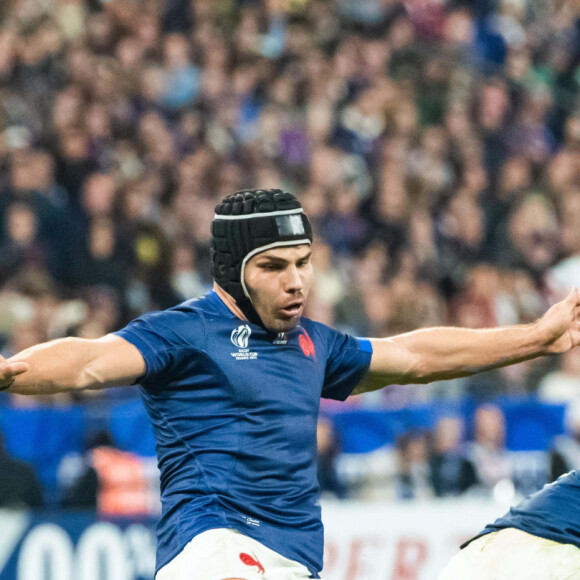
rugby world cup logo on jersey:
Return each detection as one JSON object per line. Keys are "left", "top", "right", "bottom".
{"left": 231, "top": 324, "right": 251, "bottom": 348}
{"left": 230, "top": 324, "right": 258, "bottom": 360}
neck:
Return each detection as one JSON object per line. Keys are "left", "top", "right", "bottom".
{"left": 213, "top": 283, "right": 247, "bottom": 321}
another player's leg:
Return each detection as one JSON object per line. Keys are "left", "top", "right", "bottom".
{"left": 437, "top": 527, "right": 580, "bottom": 580}
{"left": 436, "top": 532, "right": 495, "bottom": 580}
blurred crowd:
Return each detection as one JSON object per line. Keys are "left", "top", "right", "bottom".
{"left": 0, "top": 0, "right": 579, "bottom": 411}
{"left": 318, "top": 399, "right": 580, "bottom": 502}
{"left": 2, "top": 0, "right": 580, "bottom": 519}
{"left": 4, "top": 397, "right": 580, "bottom": 511}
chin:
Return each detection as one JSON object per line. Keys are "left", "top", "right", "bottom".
{"left": 265, "top": 317, "right": 300, "bottom": 333}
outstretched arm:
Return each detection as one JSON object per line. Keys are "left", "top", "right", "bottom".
{"left": 0, "top": 335, "right": 146, "bottom": 395}
{"left": 354, "top": 287, "right": 580, "bottom": 394}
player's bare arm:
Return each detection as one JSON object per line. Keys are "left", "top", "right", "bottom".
{"left": 354, "top": 287, "right": 580, "bottom": 395}
{"left": 0, "top": 334, "right": 146, "bottom": 395}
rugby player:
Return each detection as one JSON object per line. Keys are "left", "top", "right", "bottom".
{"left": 1, "top": 189, "right": 579, "bottom": 580}
{"left": 437, "top": 469, "right": 580, "bottom": 579}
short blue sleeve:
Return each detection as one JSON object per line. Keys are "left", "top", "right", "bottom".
{"left": 113, "top": 308, "right": 206, "bottom": 386}
{"left": 322, "top": 331, "right": 373, "bottom": 401}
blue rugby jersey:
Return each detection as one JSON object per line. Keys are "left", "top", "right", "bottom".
{"left": 114, "top": 291, "right": 373, "bottom": 577}
{"left": 464, "top": 470, "right": 580, "bottom": 550}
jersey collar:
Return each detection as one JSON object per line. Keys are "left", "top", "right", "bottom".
{"left": 206, "top": 290, "right": 240, "bottom": 319}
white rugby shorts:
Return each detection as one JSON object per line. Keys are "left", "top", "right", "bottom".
{"left": 437, "top": 527, "right": 580, "bottom": 580}
{"left": 155, "top": 528, "right": 316, "bottom": 580}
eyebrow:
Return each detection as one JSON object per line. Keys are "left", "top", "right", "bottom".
{"left": 256, "top": 250, "right": 312, "bottom": 265}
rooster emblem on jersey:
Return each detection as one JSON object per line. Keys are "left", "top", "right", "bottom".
{"left": 299, "top": 330, "right": 316, "bottom": 359}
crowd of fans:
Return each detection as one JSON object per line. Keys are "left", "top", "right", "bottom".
{"left": 318, "top": 399, "right": 580, "bottom": 502}
{"left": 0, "top": 0, "right": 579, "bottom": 406}
{"left": 3, "top": 397, "right": 580, "bottom": 510}
{"left": 1, "top": 0, "right": 580, "bottom": 505}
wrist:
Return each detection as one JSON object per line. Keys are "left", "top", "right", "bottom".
{"left": 532, "top": 319, "right": 559, "bottom": 354}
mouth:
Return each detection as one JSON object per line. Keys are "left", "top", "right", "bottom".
{"left": 280, "top": 301, "right": 304, "bottom": 318}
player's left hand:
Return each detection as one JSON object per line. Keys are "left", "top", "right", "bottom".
{"left": 538, "top": 287, "right": 580, "bottom": 354}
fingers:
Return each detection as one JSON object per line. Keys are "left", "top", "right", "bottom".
{"left": 9, "top": 362, "right": 29, "bottom": 374}
{"left": 562, "top": 287, "right": 580, "bottom": 309}
{"left": 1, "top": 361, "right": 29, "bottom": 377}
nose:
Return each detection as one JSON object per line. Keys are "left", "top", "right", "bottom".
{"left": 283, "top": 265, "right": 303, "bottom": 293}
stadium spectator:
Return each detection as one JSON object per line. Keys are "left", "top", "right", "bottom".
{"left": 0, "top": 201, "right": 47, "bottom": 280}
{"left": 304, "top": 240, "right": 344, "bottom": 327}
{"left": 0, "top": 428, "right": 44, "bottom": 510}
{"left": 79, "top": 216, "right": 131, "bottom": 295}
{"left": 538, "top": 348, "right": 580, "bottom": 402}
{"left": 58, "top": 429, "right": 154, "bottom": 516}
{"left": 394, "top": 429, "right": 433, "bottom": 500}
{"left": 467, "top": 404, "right": 512, "bottom": 495}
{"left": 549, "top": 398, "right": 580, "bottom": 480}
{"left": 316, "top": 416, "right": 346, "bottom": 499}
{"left": 169, "top": 237, "right": 209, "bottom": 302}
{"left": 429, "top": 415, "right": 477, "bottom": 497}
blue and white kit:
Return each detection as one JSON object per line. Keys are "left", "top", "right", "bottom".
{"left": 114, "top": 290, "right": 373, "bottom": 578}
{"left": 464, "top": 470, "right": 580, "bottom": 550}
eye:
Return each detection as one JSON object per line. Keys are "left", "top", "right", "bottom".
{"left": 259, "top": 263, "right": 282, "bottom": 271}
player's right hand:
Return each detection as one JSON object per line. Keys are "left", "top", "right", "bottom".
{"left": 539, "top": 287, "right": 580, "bottom": 354}
{"left": 0, "top": 354, "right": 29, "bottom": 390}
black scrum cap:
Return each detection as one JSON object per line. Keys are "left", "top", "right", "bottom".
{"left": 210, "top": 189, "right": 313, "bottom": 325}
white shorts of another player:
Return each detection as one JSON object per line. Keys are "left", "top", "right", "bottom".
{"left": 437, "top": 527, "right": 580, "bottom": 580}
{"left": 156, "top": 528, "right": 315, "bottom": 580}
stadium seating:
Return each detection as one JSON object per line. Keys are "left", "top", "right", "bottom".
{"left": 0, "top": 397, "right": 567, "bottom": 507}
